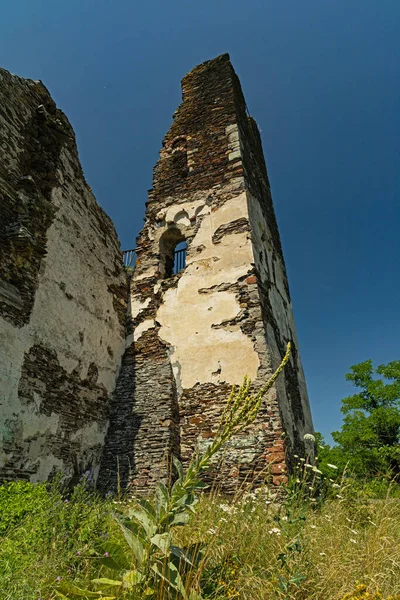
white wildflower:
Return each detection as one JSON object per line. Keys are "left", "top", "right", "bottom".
{"left": 332, "top": 483, "right": 340, "bottom": 489}
{"left": 304, "top": 433, "right": 316, "bottom": 442}
{"left": 320, "top": 552, "right": 326, "bottom": 556}
{"left": 311, "top": 525, "right": 317, "bottom": 529}
{"left": 327, "top": 463, "right": 338, "bottom": 469}
{"left": 268, "top": 527, "right": 281, "bottom": 535}
{"left": 219, "top": 503, "right": 236, "bottom": 514}
{"left": 281, "top": 515, "right": 288, "bottom": 521}
{"left": 312, "top": 467, "right": 323, "bottom": 474}
{"left": 350, "top": 538, "right": 357, "bottom": 544}
{"left": 208, "top": 528, "right": 217, "bottom": 535}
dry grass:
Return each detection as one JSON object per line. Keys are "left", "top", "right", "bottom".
{"left": 175, "top": 488, "right": 400, "bottom": 599}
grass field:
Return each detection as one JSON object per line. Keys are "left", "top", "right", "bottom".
{"left": 0, "top": 474, "right": 399, "bottom": 600}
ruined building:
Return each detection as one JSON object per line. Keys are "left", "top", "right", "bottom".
{"left": 0, "top": 54, "right": 314, "bottom": 491}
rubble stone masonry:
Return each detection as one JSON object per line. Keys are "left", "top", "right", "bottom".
{"left": 0, "top": 68, "right": 127, "bottom": 483}
{"left": 99, "top": 54, "right": 314, "bottom": 494}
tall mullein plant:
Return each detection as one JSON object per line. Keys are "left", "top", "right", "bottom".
{"left": 60, "top": 344, "right": 291, "bottom": 600}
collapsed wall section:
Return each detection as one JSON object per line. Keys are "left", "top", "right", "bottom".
{"left": 0, "top": 68, "right": 127, "bottom": 483}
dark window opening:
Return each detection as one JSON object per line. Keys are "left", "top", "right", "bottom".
{"left": 173, "top": 240, "right": 187, "bottom": 274}
{"left": 160, "top": 229, "right": 187, "bottom": 278}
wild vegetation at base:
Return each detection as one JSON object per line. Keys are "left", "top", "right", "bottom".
{"left": 0, "top": 352, "right": 399, "bottom": 599}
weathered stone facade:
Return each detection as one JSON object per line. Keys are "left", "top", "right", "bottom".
{"left": 0, "top": 69, "right": 127, "bottom": 483}
{"left": 99, "top": 54, "right": 314, "bottom": 494}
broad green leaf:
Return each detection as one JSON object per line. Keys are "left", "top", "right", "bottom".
{"left": 137, "top": 497, "right": 157, "bottom": 519}
{"left": 155, "top": 481, "right": 169, "bottom": 518}
{"left": 114, "top": 515, "right": 144, "bottom": 566}
{"left": 171, "top": 542, "right": 204, "bottom": 567}
{"left": 171, "top": 511, "right": 190, "bottom": 527}
{"left": 58, "top": 582, "right": 102, "bottom": 597}
{"left": 91, "top": 578, "right": 122, "bottom": 587}
{"left": 127, "top": 506, "right": 157, "bottom": 537}
{"left": 151, "top": 532, "right": 172, "bottom": 554}
{"left": 188, "top": 591, "right": 203, "bottom": 600}
{"left": 122, "top": 568, "right": 144, "bottom": 589}
{"left": 97, "top": 555, "right": 124, "bottom": 571}
{"left": 173, "top": 455, "right": 184, "bottom": 480}
{"left": 151, "top": 561, "right": 187, "bottom": 598}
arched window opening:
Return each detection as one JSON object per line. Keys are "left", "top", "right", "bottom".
{"left": 160, "top": 229, "right": 187, "bottom": 278}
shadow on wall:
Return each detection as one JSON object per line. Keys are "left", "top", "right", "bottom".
{"left": 97, "top": 344, "right": 139, "bottom": 493}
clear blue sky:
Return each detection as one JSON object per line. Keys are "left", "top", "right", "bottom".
{"left": 1, "top": 0, "right": 399, "bottom": 442}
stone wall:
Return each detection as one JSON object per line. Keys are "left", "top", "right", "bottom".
{"left": 100, "top": 54, "right": 313, "bottom": 494}
{"left": 0, "top": 68, "right": 127, "bottom": 483}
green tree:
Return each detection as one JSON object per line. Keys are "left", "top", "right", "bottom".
{"left": 332, "top": 360, "right": 400, "bottom": 477}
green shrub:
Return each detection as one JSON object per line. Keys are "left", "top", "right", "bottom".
{"left": 0, "top": 480, "right": 50, "bottom": 535}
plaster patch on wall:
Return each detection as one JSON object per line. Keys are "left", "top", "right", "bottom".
{"left": 156, "top": 191, "right": 259, "bottom": 389}
{"left": 134, "top": 319, "right": 155, "bottom": 342}
{"left": 130, "top": 296, "right": 151, "bottom": 320}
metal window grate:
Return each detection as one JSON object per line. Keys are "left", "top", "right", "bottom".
{"left": 122, "top": 249, "right": 136, "bottom": 268}
{"left": 173, "top": 246, "right": 186, "bottom": 274}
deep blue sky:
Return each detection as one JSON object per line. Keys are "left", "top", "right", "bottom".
{"left": 2, "top": 1, "right": 399, "bottom": 442}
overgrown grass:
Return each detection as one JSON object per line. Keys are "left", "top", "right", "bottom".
{"left": 0, "top": 476, "right": 399, "bottom": 599}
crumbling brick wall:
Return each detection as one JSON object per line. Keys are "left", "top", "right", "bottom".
{"left": 100, "top": 54, "right": 314, "bottom": 494}
{"left": 0, "top": 68, "right": 127, "bottom": 483}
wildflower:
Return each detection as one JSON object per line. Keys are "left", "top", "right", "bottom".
{"left": 281, "top": 515, "right": 288, "bottom": 521}
{"left": 220, "top": 517, "right": 228, "bottom": 523}
{"left": 320, "top": 552, "right": 326, "bottom": 556}
{"left": 208, "top": 528, "right": 217, "bottom": 534}
{"left": 327, "top": 463, "right": 338, "bottom": 469}
{"left": 312, "top": 466, "right": 323, "bottom": 474}
{"left": 76, "top": 551, "right": 81, "bottom": 555}
{"left": 304, "top": 433, "right": 315, "bottom": 442}
{"left": 268, "top": 527, "right": 281, "bottom": 535}
{"left": 296, "top": 478, "right": 301, "bottom": 483}
{"left": 219, "top": 503, "right": 233, "bottom": 513}
{"left": 104, "top": 552, "right": 110, "bottom": 557}
{"left": 64, "top": 499, "right": 69, "bottom": 503}
{"left": 294, "top": 454, "right": 299, "bottom": 458}
{"left": 56, "top": 576, "right": 61, "bottom": 581}
{"left": 350, "top": 539, "right": 357, "bottom": 544}
{"left": 311, "top": 525, "right": 316, "bottom": 529}
{"left": 331, "top": 483, "right": 340, "bottom": 489}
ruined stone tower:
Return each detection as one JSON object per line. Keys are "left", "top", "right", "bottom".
{"left": 99, "top": 54, "right": 314, "bottom": 493}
